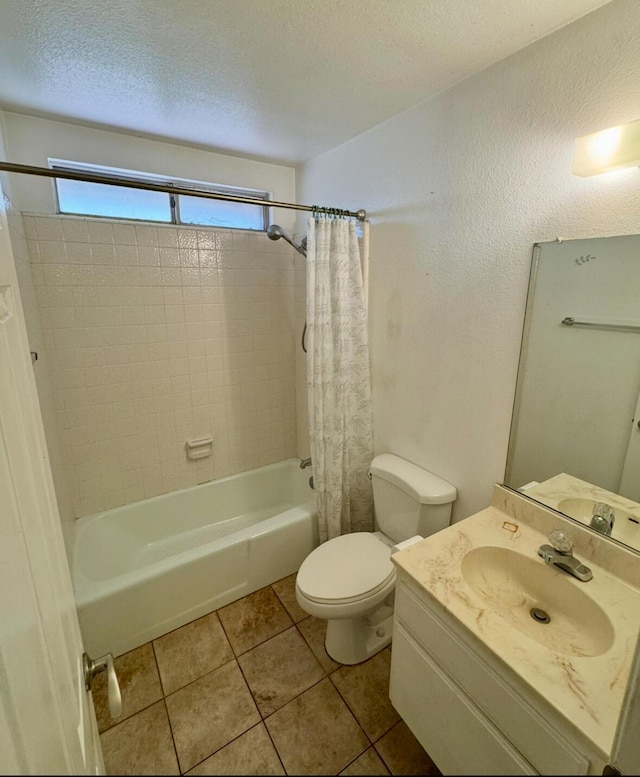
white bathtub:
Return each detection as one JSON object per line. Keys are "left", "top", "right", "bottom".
{"left": 73, "top": 459, "right": 318, "bottom": 657}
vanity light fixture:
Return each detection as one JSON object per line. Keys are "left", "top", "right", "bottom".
{"left": 572, "top": 118, "right": 640, "bottom": 176}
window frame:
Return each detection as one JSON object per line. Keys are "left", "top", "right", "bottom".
{"left": 49, "top": 159, "right": 271, "bottom": 232}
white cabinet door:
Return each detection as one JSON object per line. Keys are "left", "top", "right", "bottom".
{"left": 390, "top": 624, "right": 536, "bottom": 776}
{"left": 0, "top": 197, "right": 103, "bottom": 773}
{"left": 618, "top": 387, "right": 640, "bottom": 502}
{"left": 610, "top": 626, "right": 640, "bottom": 775}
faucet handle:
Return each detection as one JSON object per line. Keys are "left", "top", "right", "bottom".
{"left": 548, "top": 529, "right": 573, "bottom": 554}
{"left": 592, "top": 502, "right": 615, "bottom": 521}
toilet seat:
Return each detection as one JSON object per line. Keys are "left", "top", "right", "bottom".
{"left": 296, "top": 532, "right": 395, "bottom": 605}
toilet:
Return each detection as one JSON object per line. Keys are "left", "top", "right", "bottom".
{"left": 295, "top": 453, "right": 457, "bottom": 665}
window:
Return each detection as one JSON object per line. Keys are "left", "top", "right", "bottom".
{"left": 50, "top": 160, "right": 270, "bottom": 231}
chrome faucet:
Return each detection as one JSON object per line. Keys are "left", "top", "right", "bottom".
{"left": 538, "top": 530, "right": 593, "bottom": 582}
{"left": 299, "top": 457, "right": 312, "bottom": 469}
{"left": 590, "top": 502, "right": 615, "bottom": 536}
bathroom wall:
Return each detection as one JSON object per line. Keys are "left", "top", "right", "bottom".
{"left": 5, "top": 209, "right": 76, "bottom": 552}
{"left": 0, "top": 110, "right": 304, "bottom": 518}
{"left": 2, "top": 112, "right": 297, "bottom": 233}
{"left": 0, "top": 116, "right": 76, "bottom": 559}
{"left": 24, "top": 213, "right": 299, "bottom": 517}
{"left": 297, "top": 0, "right": 640, "bottom": 522}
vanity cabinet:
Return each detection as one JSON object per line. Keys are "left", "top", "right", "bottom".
{"left": 389, "top": 574, "right": 605, "bottom": 776}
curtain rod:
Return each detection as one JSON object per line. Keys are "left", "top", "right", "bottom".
{"left": 0, "top": 161, "right": 366, "bottom": 221}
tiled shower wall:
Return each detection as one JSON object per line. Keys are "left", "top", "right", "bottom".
{"left": 7, "top": 204, "right": 75, "bottom": 558}
{"left": 23, "top": 213, "right": 302, "bottom": 518}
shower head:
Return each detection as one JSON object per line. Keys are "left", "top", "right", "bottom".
{"left": 267, "top": 224, "right": 287, "bottom": 241}
{"left": 266, "top": 223, "right": 307, "bottom": 256}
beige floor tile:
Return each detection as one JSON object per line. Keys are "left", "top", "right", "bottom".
{"left": 265, "top": 678, "right": 368, "bottom": 775}
{"left": 297, "top": 615, "right": 340, "bottom": 673}
{"left": 271, "top": 573, "right": 309, "bottom": 623}
{"left": 165, "top": 660, "right": 260, "bottom": 773}
{"left": 218, "top": 586, "right": 293, "bottom": 654}
{"left": 238, "top": 626, "right": 324, "bottom": 716}
{"left": 100, "top": 700, "right": 179, "bottom": 776}
{"left": 340, "top": 747, "right": 391, "bottom": 776}
{"left": 185, "top": 723, "right": 284, "bottom": 775}
{"left": 93, "top": 642, "right": 163, "bottom": 733}
{"left": 375, "top": 720, "right": 441, "bottom": 776}
{"left": 331, "top": 649, "right": 400, "bottom": 741}
{"left": 153, "top": 612, "right": 233, "bottom": 694}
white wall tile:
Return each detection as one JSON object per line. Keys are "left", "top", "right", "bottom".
{"left": 65, "top": 242, "right": 92, "bottom": 263}
{"left": 138, "top": 246, "right": 160, "bottom": 266}
{"left": 159, "top": 247, "right": 180, "bottom": 267}
{"left": 135, "top": 224, "right": 158, "bottom": 246}
{"left": 90, "top": 244, "right": 116, "bottom": 264}
{"left": 88, "top": 221, "right": 114, "bottom": 244}
{"left": 30, "top": 214, "right": 298, "bottom": 517}
{"left": 61, "top": 219, "right": 90, "bottom": 243}
{"left": 38, "top": 240, "right": 67, "bottom": 263}
{"left": 112, "top": 223, "right": 137, "bottom": 245}
{"left": 35, "top": 216, "right": 64, "bottom": 241}
{"left": 157, "top": 226, "right": 178, "bottom": 248}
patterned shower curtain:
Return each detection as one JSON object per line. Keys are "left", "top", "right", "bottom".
{"left": 305, "top": 216, "right": 374, "bottom": 543}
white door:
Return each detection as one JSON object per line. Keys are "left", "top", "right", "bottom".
{"left": 0, "top": 198, "right": 104, "bottom": 773}
{"left": 610, "top": 626, "right": 640, "bottom": 774}
{"left": 619, "top": 387, "right": 640, "bottom": 503}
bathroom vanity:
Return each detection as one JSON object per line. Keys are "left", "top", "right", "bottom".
{"left": 389, "top": 485, "right": 640, "bottom": 775}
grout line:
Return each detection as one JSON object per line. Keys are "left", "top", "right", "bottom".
{"left": 150, "top": 635, "right": 170, "bottom": 697}
{"left": 182, "top": 721, "right": 272, "bottom": 776}
{"left": 371, "top": 724, "right": 398, "bottom": 776}
{"left": 108, "top": 580, "right": 373, "bottom": 774}
{"left": 338, "top": 746, "right": 385, "bottom": 776}
{"left": 161, "top": 696, "right": 183, "bottom": 774}
{"left": 162, "top": 655, "right": 238, "bottom": 699}
{"left": 260, "top": 718, "right": 289, "bottom": 776}
{"left": 326, "top": 670, "right": 372, "bottom": 743}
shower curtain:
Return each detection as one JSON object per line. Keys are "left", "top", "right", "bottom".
{"left": 305, "top": 216, "right": 374, "bottom": 543}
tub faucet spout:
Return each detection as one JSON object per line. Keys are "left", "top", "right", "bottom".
{"left": 300, "top": 457, "right": 312, "bottom": 469}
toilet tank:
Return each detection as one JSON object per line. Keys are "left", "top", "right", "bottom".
{"left": 369, "top": 453, "right": 457, "bottom": 543}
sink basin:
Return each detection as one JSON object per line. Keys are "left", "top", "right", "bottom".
{"left": 558, "top": 497, "right": 640, "bottom": 551}
{"left": 460, "top": 546, "right": 614, "bottom": 657}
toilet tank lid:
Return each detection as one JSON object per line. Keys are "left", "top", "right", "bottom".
{"left": 369, "top": 453, "right": 457, "bottom": 505}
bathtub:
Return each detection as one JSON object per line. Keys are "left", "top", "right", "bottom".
{"left": 72, "top": 459, "right": 318, "bottom": 657}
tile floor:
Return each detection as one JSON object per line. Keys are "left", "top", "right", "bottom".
{"left": 94, "top": 574, "right": 441, "bottom": 776}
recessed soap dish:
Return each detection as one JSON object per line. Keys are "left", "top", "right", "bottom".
{"left": 185, "top": 436, "right": 213, "bottom": 460}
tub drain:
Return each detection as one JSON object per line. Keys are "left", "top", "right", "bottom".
{"left": 530, "top": 607, "right": 551, "bottom": 624}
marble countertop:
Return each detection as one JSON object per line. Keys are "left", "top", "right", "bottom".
{"left": 391, "top": 487, "right": 640, "bottom": 758}
{"left": 523, "top": 473, "right": 640, "bottom": 552}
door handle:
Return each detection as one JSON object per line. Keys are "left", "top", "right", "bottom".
{"left": 83, "top": 652, "right": 122, "bottom": 719}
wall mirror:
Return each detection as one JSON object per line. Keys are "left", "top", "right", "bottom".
{"left": 504, "top": 234, "right": 640, "bottom": 554}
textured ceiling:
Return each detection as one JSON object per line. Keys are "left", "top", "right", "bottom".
{"left": 0, "top": 0, "right": 612, "bottom": 165}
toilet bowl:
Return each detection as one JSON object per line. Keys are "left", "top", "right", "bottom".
{"left": 295, "top": 454, "right": 456, "bottom": 665}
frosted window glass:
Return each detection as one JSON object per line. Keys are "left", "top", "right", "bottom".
{"left": 179, "top": 194, "right": 265, "bottom": 230}
{"left": 56, "top": 178, "right": 172, "bottom": 222}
